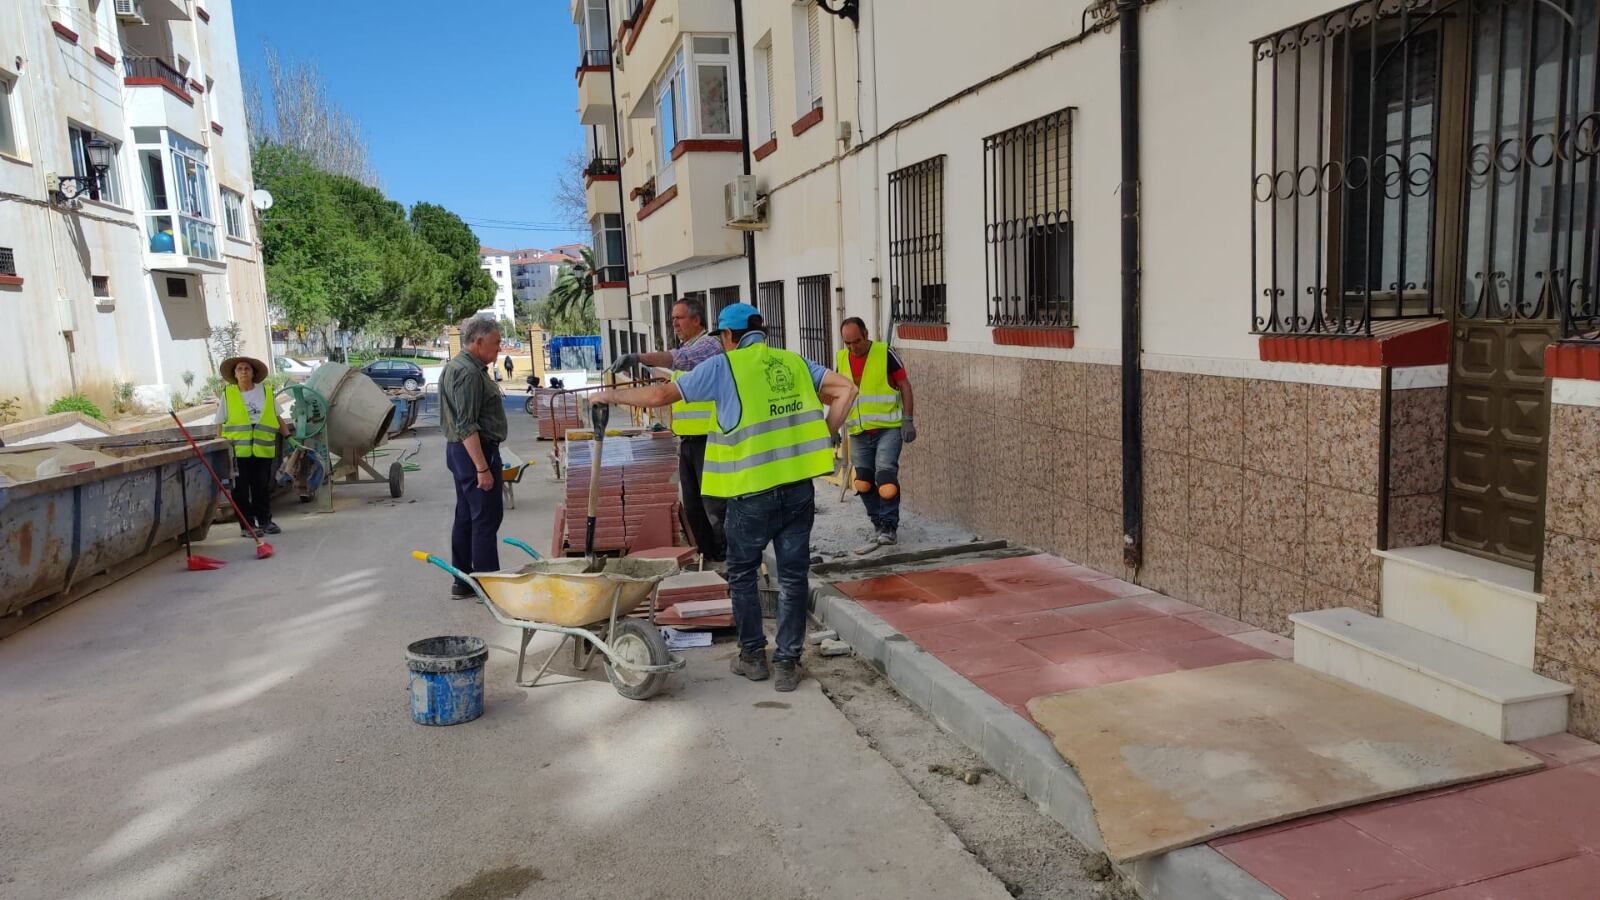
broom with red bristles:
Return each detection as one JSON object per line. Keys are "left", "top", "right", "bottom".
{"left": 170, "top": 411, "right": 275, "bottom": 560}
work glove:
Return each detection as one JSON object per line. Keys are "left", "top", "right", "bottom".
{"left": 902, "top": 416, "right": 917, "bottom": 444}
{"left": 830, "top": 432, "right": 842, "bottom": 449}
{"left": 609, "top": 353, "right": 644, "bottom": 381}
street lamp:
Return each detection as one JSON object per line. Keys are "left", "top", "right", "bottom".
{"left": 53, "top": 137, "right": 113, "bottom": 201}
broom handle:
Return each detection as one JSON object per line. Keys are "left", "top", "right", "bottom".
{"left": 169, "top": 412, "right": 261, "bottom": 543}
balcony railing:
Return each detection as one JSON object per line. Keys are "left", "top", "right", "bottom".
{"left": 595, "top": 264, "right": 626, "bottom": 285}
{"left": 123, "top": 56, "right": 188, "bottom": 95}
{"left": 585, "top": 157, "right": 620, "bottom": 178}
{"left": 580, "top": 49, "right": 613, "bottom": 68}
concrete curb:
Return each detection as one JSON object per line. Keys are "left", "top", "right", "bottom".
{"left": 812, "top": 584, "right": 1283, "bottom": 900}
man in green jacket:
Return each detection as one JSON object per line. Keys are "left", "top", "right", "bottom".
{"left": 439, "top": 316, "right": 509, "bottom": 598}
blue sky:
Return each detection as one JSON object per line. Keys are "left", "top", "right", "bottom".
{"left": 234, "top": 0, "right": 586, "bottom": 251}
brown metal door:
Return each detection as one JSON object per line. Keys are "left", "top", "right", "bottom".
{"left": 1445, "top": 319, "right": 1554, "bottom": 566}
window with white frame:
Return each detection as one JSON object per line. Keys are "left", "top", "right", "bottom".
{"left": 754, "top": 37, "right": 776, "bottom": 144}
{"left": 91, "top": 0, "right": 116, "bottom": 52}
{"left": 222, "top": 188, "right": 247, "bottom": 239}
{"left": 593, "top": 213, "right": 625, "bottom": 283}
{"left": 0, "top": 75, "right": 17, "bottom": 158}
{"left": 654, "top": 49, "right": 687, "bottom": 183}
{"left": 653, "top": 36, "right": 741, "bottom": 185}
{"left": 793, "top": 4, "right": 823, "bottom": 114}
{"left": 69, "top": 124, "right": 122, "bottom": 206}
{"left": 136, "top": 127, "right": 219, "bottom": 261}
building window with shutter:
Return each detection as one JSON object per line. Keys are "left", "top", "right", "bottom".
{"left": 793, "top": 4, "right": 824, "bottom": 114}
{"left": 984, "top": 108, "right": 1074, "bottom": 328}
{"left": 888, "top": 156, "right": 947, "bottom": 324}
{"left": 797, "top": 275, "right": 832, "bottom": 364}
{"left": 758, "top": 280, "right": 787, "bottom": 348}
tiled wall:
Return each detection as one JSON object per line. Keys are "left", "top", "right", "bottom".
{"left": 1387, "top": 387, "right": 1447, "bottom": 550}
{"left": 1538, "top": 399, "right": 1600, "bottom": 740}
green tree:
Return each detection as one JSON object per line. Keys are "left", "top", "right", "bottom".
{"left": 540, "top": 248, "right": 599, "bottom": 336}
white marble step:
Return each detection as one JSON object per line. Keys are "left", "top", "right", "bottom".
{"left": 1292, "top": 607, "right": 1571, "bottom": 742}
{"left": 1374, "top": 545, "right": 1543, "bottom": 667}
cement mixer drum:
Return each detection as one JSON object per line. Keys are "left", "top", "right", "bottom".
{"left": 303, "top": 362, "right": 397, "bottom": 457}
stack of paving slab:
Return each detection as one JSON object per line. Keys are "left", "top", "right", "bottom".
{"left": 553, "top": 430, "right": 683, "bottom": 556}
{"left": 533, "top": 390, "right": 583, "bottom": 440}
{"left": 653, "top": 570, "right": 735, "bottom": 629}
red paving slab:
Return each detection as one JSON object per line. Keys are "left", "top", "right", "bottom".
{"left": 974, "top": 665, "right": 1094, "bottom": 713}
{"left": 867, "top": 598, "right": 978, "bottom": 630}
{"left": 902, "top": 620, "right": 1011, "bottom": 652}
{"left": 1158, "top": 635, "right": 1274, "bottom": 669}
{"left": 1454, "top": 763, "right": 1600, "bottom": 852}
{"left": 1179, "top": 609, "right": 1257, "bottom": 636}
{"left": 978, "top": 609, "right": 1088, "bottom": 641}
{"left": 1517, "top": 732, "right": 1600, "bottom": 768}
{"left": 933, "top": 642, "right": 1053, "bottom": 678}
{"left": 1101, "top": 615, "right": 1220, "bottom": 649}
{"left": 1019, "top": 628, "right": 1137, "bottom": 663}
{"left": 1061, "top": 597, "right": 1168, "bottom": 628}
{"left": 1059, "top": 650, "right": 1181, "bottom": 685}
{"left": 1417, "top": 853, "right": 1600, "bottom": 899}
{"left": 1215, "top": 818, "right": 1456, "bottom": 900}
{"left": 1342, "top": 790, "right": 1581, "bottom": 885}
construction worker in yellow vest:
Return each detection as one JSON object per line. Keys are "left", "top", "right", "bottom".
{"left": 609, "top": 296, "right": 725, "bottom": 563}
{"left": 838, "top": 317, "right": 916, "bottom": 554}
{"left": 594, "top": 303, "right": 858, "bottom": 693}
{"left": 213, "top": 355, "right": 291, "bottom": 536}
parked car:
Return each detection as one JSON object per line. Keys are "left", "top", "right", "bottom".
{"left": 273, "top": 357, "right": 320, "bottom": 382}
{"left": 360, "top": 359, "right": 425, "bottom": 392}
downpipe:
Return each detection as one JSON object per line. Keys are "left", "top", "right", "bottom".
{"left": 1117, "top": 0, "right": 1144, "bottom": 570}
{"left": 734, "top": 0, "right": 759, "bottom": 299}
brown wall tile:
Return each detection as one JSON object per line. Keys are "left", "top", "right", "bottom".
{"left": 1139, "top": 526, "right": 1189, "bottom": 598}
{"left": 1241, "top": 471, "right": 1308, "bottom": 572}
{"left": 1307, "top": 384, "right": 1381, "bottom": 494}
{"left": 1053, "top": 496, "right": 1088, "bottom": 562}
{"left": 1547, "top": 403, "right": 1600, "bottom": 540}
{"left": 1190, "top": 375, "right": 1246, "bottom": 466}
{"left": 1305, "top": 577, "right": 1379, "bottom": 617}
{"left": 1189, "top": 459, "right": 1245, "bottom": 552}
{"left": 1244, "top": 379, "right": 1308, "bottom": 482}
{"left": 1387, "top": 493, "right": 1443, "bottom": 550}
{"left": 1536, "top": 532, "right": 1600, "bottom": 670}
{"left": 1083, "top": 508, "right": 1132, "bottom": 580}
{"left": 1145, "top": 449, "right": 1190, "bottom": 537}
{"left": 1142, "top": 370, "right": 1190, "bottom": 455}
{"left": 1305, "top": 487, "right": 1381, "bottom": 601}
{"left": 1084, "top": 435, "right": 1124, "bottom": 515}
{"left": 1241, "top": 565, "right": 1307, "bottom": 635}
{"left": 1084, "top": 363, "right": 1122, "bottom": 440}
{"left": 1019, "top": 422, "right": 1060, "bottom": 496}
{"left": 1020, "top": 359, "right": 1054, "bottom": 426}
{"left": 1389, "top": 387, "right": 1447, "bottom": 496}
{"left": 1049, "top": 362, "right": 1087, "bottom": 435}
{"left": 1189, "top": 547, "right": 1244, "bottom": 619}
{"left": 1535, "top": 655, "right": 1600, "bottom": 743}
{"left": 1051, "top": 428, "right": 1086, "bottom": 500}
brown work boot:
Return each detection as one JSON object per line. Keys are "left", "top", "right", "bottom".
{"left": 730, "top": 650, "right": 770, "bottom": 681}
{"left": 773, "top": 660, "right": 801, "bottom": 692}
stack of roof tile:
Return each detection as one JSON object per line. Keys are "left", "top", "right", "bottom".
{"left": 533, "top": 390, "right": 583, "bottom": 441}
{"left": 554, "top": 430, "right": 684, "bottom": 555}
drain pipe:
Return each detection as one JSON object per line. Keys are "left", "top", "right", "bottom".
{"left": 601, "top": 0, "right": 634, "bottom": 356}
{"left": 733, "top": 0, "right": 759, "bottom": 301}
{"left": 1117, "top": 0, "right": 1144, "bottom": 570}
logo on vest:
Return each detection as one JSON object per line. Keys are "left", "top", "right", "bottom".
{"left": 763, "top": 357, "right": 795, "bottom": 394}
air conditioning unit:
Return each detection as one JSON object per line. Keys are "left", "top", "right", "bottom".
{"left": 114, "top": 0, "right": 145, "bottom": 23}
{"left": 724, "top": 175, "right": 766, "bottom": 230}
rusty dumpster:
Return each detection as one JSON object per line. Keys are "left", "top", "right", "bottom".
{"left": 0, "top": 427, "right": 231, "bottom": 638}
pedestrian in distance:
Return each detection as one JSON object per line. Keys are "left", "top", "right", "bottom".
{"left": 439, "top": 316, "right": 509, "bottom": 598}
{"left": 215, "top": 355, "right": 292, "bottom": 536}
{"left": 609, "top": 295, "right": 727, "bottom": 565}
{"left": 593, "top": 303, "right": 858, "bottom": 692}
{"left": 504, "top": 353, "right": 514, "bottom": 382}
{"left": 837, "top": 317, "right": 916, "bottom": 554}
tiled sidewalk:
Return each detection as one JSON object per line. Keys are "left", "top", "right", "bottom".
{"left": 833, "top": 552, "right": 1600, "bottom": 900}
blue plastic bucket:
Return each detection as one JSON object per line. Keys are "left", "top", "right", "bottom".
{"left": 406, "top": 636, "right": 488, "bottom": 726}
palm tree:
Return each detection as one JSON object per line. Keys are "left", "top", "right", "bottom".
{"left": 541, "top": 247, "right": 599, "bottom": 336}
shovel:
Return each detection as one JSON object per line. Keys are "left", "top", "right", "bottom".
{"left": 169, "top": 412, "right": 275, "bottom": 560}
{"left": 584, "top": 400, "right": 610, "bottom": 572}
{"left": 178, "top": 470, "right": 226, "bottom": 571}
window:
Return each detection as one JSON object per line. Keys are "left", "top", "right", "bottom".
{"left": 655, "top": 50, "right": 686, "bottom": 182}
{"left": 0, "top": 75, "right": 16, "bottom": 158}
{"left": 580, "top": 0, "right": 611, "bottom": 66}
{"left": 758, "top": 280, "right": 787, "bottom": 348}
{"left": 68, "top": 124, "right": 122, "bottom": 206}
{"left": 797, "top": 274, "right": 832, "bottom": 364}
{"left": 222, "top": 188, "right": 247, "bottom": 239}
{"left": 0, "top": 247, "right": 16, "bottom": 277}
{"left": 888, "top": 156, "right": 947, "bottom": 324}
{"left": 138, "top": 129, "right": 218, "bottom": 260}
{"left": 710, "top": 285, "right": 741, "bottom": 321}
{"left": 92, "top": 275, "right": 110, "bottom": 298}
{"left": 165, "top": 276, "right": 189, "bottom": 298}
{"left": 793, "top": 4, "right": 824, "bottom": 113}
{"left": 984, "top": 108, "right": 1074, "bottom": 327}
{"left": 653, "top": 36, "right": 741, "bottom": 180}
{"left": 754, "top": 39, "right": 777, "bottom": 143}
{"left": 593, "top": 214, "right": 625, "bottom": 283}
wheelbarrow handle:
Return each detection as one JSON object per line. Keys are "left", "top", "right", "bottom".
{"left": 409, "top": 551, "right": 493, "bottom": 606}
{"left": 501, "top": 537, "right": 542, "bottom": 559}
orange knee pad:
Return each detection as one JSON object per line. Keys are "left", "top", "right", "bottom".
{"left": 853, "top": 479, "right": 873, "bottom": 493}
{"left": 878, "top": 483, "right": 899, "bottom": 500}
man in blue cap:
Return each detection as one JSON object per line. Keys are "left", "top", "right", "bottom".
{"left": 592, "top": 302, "right": 858, "bottom": 692}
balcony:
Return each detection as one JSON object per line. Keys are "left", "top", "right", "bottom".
{"left": 123, "top": 56, "right": 206, "bottom": 137}
{"left": 117, "top": 0, "right": 192, "bottom": 22}
{"left": 633, "top": 143, "right": 744, "bottom": 274}
{"left": 145, "top": 213, "right": 224, "bottom": 274}
{"left": 595, "top": 284, "right": 630, "bottom": 320}
{"left": 577, "top": 55, "right": 613, "bottom": 126}
{"left": 585, "top": 159, "right": 621, "bottom": 216}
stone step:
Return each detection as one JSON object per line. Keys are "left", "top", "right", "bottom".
{"left": 1374, "top": 545, "right": 1543, "bottom": 667}
{"left": 1291, "top": 607, "right": 1571, "bottom": 742}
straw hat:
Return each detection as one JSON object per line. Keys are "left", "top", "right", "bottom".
{"left": 220, "top": 356, "right": 269, "bottom": 385}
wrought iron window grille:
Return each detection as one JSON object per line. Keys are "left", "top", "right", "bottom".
{"left": 984, "top": 108, "right": 1075, "bottom": 329}
{"left": 888, "top": 155, "right": 948, "bottom": 324}
{"left": 797, "top": 274, "right": 833, "bottom": 364}
{"left": 758, "top": 280, "right": 787, "bottom": 348}
{"left": 0, "top": 247, "right": 15, "bottom": 277}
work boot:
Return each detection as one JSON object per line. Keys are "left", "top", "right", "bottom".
{"left": 877, "top": 527, "right": 898, "bottom": 547}
{"left": 730, "top": 649, "right": 770, "bottom": 681}
{"left": 852, "top": 528, "right": 885, "bottom": 556}
{"left": 260, "top": 521, "right": 282, "bottom": 535}
{"left": 773, "top": 660, "right": 801, "bottom": 692}
{"left": 450, "top": 581, "right": 476, "bottom": 599}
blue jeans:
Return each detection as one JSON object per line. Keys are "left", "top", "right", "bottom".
{"left": 724, "top": 480, "right": 814, "bottom": 663}
{"left": 446, "top": 441, "right": 504, "bottom": 575}
{"left": 850, "top": 427, "right": 903, "bottom": 530}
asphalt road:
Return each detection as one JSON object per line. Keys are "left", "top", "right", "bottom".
{"left": 0, "top": 413, "right": 1013, "bottom": 900}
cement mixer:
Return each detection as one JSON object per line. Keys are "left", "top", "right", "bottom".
{"left": 282, "top": 362, "right": 404, "bottom": 508}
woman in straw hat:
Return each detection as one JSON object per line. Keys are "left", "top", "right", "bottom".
{"left": 213, "top": 356, "right": 291, "bottom": 535}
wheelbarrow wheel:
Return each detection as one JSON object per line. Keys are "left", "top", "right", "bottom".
{"left": 604, "top": 618, "right": 671, "bottom": 700}
{"left": 388, "top": 461, "right": 404, "bottom": 498}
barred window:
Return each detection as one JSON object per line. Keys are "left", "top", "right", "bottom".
{"left": 710, "top": 285, "right": 741, "bottom": 321}
{"left": 757, "top": 280, "right": 787, "bottom": 348}
{"left": 984, "top": 109, "right": 1074, "bottom": 328}
{"left": 888, "top": 155, "right": 947, "bottom": 324}
{"left": 797, "top": 274, "right": 832, "bottom": 364}
{"left": 0, "top": 246, "right": 15, "bottom": 277}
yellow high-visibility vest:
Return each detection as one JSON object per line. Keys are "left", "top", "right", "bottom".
{"left": 670, "top": 370, "right": 716, "bottom": 437}
{"left": 836, "top": 341, "right": 903, "bottom": 436}
{"left": 702, "top": 343, "right": 833, "bottom": 499}
{"left": 222, "top": 384, "right": 279, "bottom": 459}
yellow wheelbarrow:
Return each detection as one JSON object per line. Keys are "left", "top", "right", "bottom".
{"left": 411, "top": 539, "right": 684, "bottom": 699}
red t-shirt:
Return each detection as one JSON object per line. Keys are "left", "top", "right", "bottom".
{"left": 848, "top": 346, "right": 908, "bottom": 387}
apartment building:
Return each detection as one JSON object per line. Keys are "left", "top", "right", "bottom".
{"left": 573, "top": 0, "right": 1600, "bottom": 741}
{"left": 0, "top": 0, "right": 269, "bottom": 418}
{"left": 476, "top": 246, "right": 515, "bottom": 322}
{"left": 510, "top": 246, "right": 581, "bottom": 305}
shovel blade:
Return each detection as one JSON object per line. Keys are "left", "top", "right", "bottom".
{"left": 186, "top": 555, "right": 227, "bottom": 571}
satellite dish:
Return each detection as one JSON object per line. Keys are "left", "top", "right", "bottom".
{"left": 250, "top": 189, "right": 274, "bottom": 211}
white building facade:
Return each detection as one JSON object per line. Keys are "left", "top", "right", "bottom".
{"left": 476, "top": 247, "right": 515, "bottom": 322}
{"left": 0, "top": 0, "right": 270, "bottom": 419}
{"left": 510, "top": 247, "right": 580, "bottom": 305}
